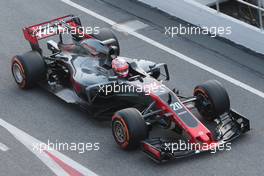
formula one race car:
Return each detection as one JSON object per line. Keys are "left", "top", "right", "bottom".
{"left": 11, "top": 15, "right": 250, "bottom": 162}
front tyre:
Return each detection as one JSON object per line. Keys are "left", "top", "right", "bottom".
{"left": 194, "top": 80, "right": 230, "bottom": 121}
{"left": 11, "top": 51, "right": 46, "bottom": 89}
{"left": 112, "top": 108, "right": 148, "bottom": 150}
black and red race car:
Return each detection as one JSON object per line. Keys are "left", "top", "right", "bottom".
{"left": 11, "top": 15, "right": 250, "bottom": 162}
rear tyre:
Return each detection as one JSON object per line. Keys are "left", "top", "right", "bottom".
{"left": 112, "top": 108, "right": 148, "bottom": 150}
{"left": 11, "top": 51, "right": 46, "bottom": 89}
{"left": 194, "top": 80, "right": 230, "bottom": 121}
{"left": 92, "top": 28, "right": 120, "bottom": 56}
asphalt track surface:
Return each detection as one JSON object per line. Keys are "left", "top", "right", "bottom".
{"left": 0, "top": 0, "right": 264, "bottom": 175}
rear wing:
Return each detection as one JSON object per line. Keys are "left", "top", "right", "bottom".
{"left": 23, "top": 14, "right": 93, "bottom": 54}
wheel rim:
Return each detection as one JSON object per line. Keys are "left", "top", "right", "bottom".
{"left": 12, "top": 63, "right": 24, "bottom": 84}
{"left": 195, "top": 93, "right": 213, "bottom": 117}
{"left": 113, "top": 120, "right": 127, "bottom": 143}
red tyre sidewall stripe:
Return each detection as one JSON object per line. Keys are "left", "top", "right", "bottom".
{"left": 12, "top": 57, "right": 27, "bottom": 88}
{"left": 112, "top": 115, "right": 130, "bottom": 149}
{"left": 194, "top": 88, "right": 209, "bottom": 98}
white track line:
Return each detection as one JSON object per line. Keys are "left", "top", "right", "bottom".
{"left": 61, "top": 0, "right": 264, "bottom": 99}
{"left": 0, "top": 142, "right": 9, "bottom": 152}
{"left": 0, "top": 118, "right": 98, "bottom": 176}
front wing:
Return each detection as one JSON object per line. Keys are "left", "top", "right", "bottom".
{"left": 141, "top": 110, "right": 250, "bottom": 162}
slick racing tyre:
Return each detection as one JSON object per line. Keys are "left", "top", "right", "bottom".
{"left": 194, "top": 80, "right": 230, "bottom": 121}
{"left": 92, "top": 28, "right": 120, "bottom": 56}
{"left": 11, "top": 51, "right": 46, "bottom": 89}
{"left": 112, "top": 108, "right": 148, "bottom": 150}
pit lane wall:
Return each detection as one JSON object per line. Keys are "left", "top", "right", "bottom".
{"left": 138, "top": 0, "right": 264, "bottom": 54}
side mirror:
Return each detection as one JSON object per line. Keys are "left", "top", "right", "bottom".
{"left": 149, "top": 63, "right": 170, "bottom": 81}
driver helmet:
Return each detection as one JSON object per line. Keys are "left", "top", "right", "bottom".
{"left": 112, "top": 57, "right": 129, "bottom": 78}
